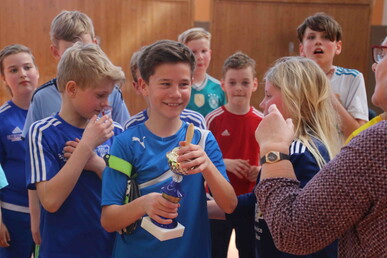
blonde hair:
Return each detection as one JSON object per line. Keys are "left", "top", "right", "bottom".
{"left": 50, "top": 10, "right": 95, "bottom": 45}
{"left": 178, "top": 27, "right": 211, "bottom": 45}
{"left": 57, "top": 42, "right": 125, "bottom": 92}
{"left": 265, "top": 56, "right": 341, "bottom": 167}
{"left": 0, "top": 44, "right": 37, "bottom": 76}
{"left": 222, "top": 51, "right": 256, "bottom": 78}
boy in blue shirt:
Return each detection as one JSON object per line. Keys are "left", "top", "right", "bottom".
{"left": 124, "top": 49, "right": 207, "bottom": 129}
{"left": 178, "top": 28, "right": 226, "bottom": 117}
{"left": 101, "top": 40, "right": 237, "bottom": 258}
{"left": 22, "top": 10, "right": 129, "bottom": 139}
{"left": 26, "top": 43, "right": 125, "bottom": 257}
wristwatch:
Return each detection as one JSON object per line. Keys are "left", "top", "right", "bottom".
{"left": 260, "top": 151, "right": 289, "bottom": 165}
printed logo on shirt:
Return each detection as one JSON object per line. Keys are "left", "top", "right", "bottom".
{"left": 6, "top": 127, "right": 23, "bottom": 142}
{"left": 132, "top": 136, "right": 146, "bottom": 149}
{"left": 221, "top": 129, "right": 230, "bottom": 136}
{"left": 96, "top": 144, "right": 110, "bottom": 157}
{"left": 208, "top": 93, "right": 219, "bottom": 109}
{"left": 194, "top": 94, "right": 205, "bottom": 108}
{"left": 58, "top": 150, "right": 68, "bottom": 163}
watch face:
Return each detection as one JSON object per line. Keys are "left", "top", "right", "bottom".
{"left": 267, "top": 152, "right": 278, "bottom": 162}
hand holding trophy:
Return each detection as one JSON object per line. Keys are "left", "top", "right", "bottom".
{"left": 141, "top": 123, "right": 195, "bottom": 241}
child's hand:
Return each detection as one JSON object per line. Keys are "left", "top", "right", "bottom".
{"left": 224, "top": 159, "right": 250, "bottom": 179}
{"left": 142, "top": 193, "right": 179, "bottom": 225}
{"left": 176, "top": 142, "right": 210, "bottom": 174}
{"left": 0, "top": 221, "right": 10, "bottom": 247}
{"left": 81, "top": 115, "right": 114, "bottom": 150}
{"left": 64, "top": 138, "right": 105, "bottom": 173}
{"left": 246, "top": 165, "right": 260, "bottom": 182}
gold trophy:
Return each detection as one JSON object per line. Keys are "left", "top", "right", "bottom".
{"left": 141, "top": 123, "right": 194, "bottom": 241}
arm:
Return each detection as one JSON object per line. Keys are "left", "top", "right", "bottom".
{"left": 0, "top": 201, "right": 10, "bottom": 247}
{"left": 331, "top": 93, "right": 366, "bottom": 139}
{"left": 254, "top": 104, "right": 378, "bottom": 254}
{"left": 101, "top": 193, "right": 179, "bottom": 232}
{"left": 28, "top": 190, "right": 41, "bottom": 245}
{"left": 63, "top": 139, "right": 106, "bottom": 179}
{"left": 36, "top": 116, "right": 114, "bottom": 213}
{"left": 177, "top": 139, "right": 237, "bottom": 214}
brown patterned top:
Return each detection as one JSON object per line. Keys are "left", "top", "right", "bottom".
{"left": 255, "top": 121, "right": 387, "bottom": 257}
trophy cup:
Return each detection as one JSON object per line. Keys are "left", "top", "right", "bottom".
{"left": 141, "top": 123, "right": 194, "bottom": 241}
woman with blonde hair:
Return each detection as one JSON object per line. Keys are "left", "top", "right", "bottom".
{"left": 208, "top": 56, "right": 340, "bottom": 257}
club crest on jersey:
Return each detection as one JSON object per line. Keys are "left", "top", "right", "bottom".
{"left": 6, "top": 127, "right": 23, "bottom": 142}
{"left": 194, "top": 94, "right": 205, "bottom": 108}
{"left": 96, "top": 144, "right": 110, "bottom": 157}
{"left": 208, "top": 93, "right": 219, "bottom": 109}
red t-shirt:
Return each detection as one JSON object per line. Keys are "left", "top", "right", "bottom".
{"left": 206, "top": 106, "right": 263, "bottom": 195}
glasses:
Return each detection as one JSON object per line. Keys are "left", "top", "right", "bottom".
{"left": 372, "top": 45, "right": 387, "bottom": 64}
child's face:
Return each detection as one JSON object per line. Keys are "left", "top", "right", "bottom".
{"left": 1, "top": 52, "right": 39, "bottom": 97}
{"left": 299, "top": 28, "right": 342, "bottom": 67}
{"left": 70, "top": 78, "right": 115, "bottom": 121}
{"left": 260, "top": 81, "right": 287, "bottom": 118}
{"left": 140, "top": 62, "right": 192, "bottom": 121}
{"left": 185, "top": 38, "right": 211, "bottom": 76}
{"left": 51, "top": 34, "right": 96, "bottom": 60}
{"left": 221, "top": 67, "right": 257, "bottom": 108}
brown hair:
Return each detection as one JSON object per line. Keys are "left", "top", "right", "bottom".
{"left": 297, "top": 13, "right": 342, "bottom": 43}
{"left": 0, "top": 44, "right": 36, "bottom": 76}
{"left": 222, "top": 51, "right": 256, "bottom": 78}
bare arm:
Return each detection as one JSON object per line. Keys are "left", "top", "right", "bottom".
{"left": 28, "top": 190, "right": 41, "bottom": 245}
{"left": 207, "top": 200, "right": 226, "bottom": 220}
{"left": 101, "top": 193, "right": 179, "bottom": 232}
{"left": 331, "top": 93, "right": 366, "bottom": 139}
{"left": 37, "top": 116, "right": 114, "bottom": 213}
{"left": 0, "top": 201, "right": 10, "bottom": 247}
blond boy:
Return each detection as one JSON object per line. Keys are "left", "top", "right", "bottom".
{"left": 22, "top": 10, "right": 129, "bottom": 138}
{"left": 26, "top": 43, "right": 125, "bottom": 257}
{"left": 178, "top": 28, "right": 226, "bottom": 117}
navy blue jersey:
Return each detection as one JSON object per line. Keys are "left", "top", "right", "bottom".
{"left": 26, "top": 114, "right": 122, "bottom": 257}
{"left": 227, "top": 138, "right": 338, "bottom": 258}
{"left": 0, "top": 101, "right": 29, "bottom": 207}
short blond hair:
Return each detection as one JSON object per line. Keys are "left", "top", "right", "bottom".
{"left": 222, "top": 51, "right": 256, "bottom": 78}
{"left": 50, "top": 10, "right": 95, "bottom": 45}
{"left": 57, "top": 42, "right": 125, "bottom": 92}
{"left": 178, "top": 27, "right": 211, "bottom": 45}
{"left": 265, "top": 56, "right": 341, "bottom": 167}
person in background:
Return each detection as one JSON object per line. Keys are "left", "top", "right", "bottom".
{"left": 206, "top": 52, "right": 262, "bottom": 258}
{"left": 0, "top": 44, "right": 39, "bottom": 258}
{"left": 209, "top": 56, "right": 341, "bottom": 258}
{"left": 297, "top": 12, "right": 368, "bottom": 139}
{"left": 254, "top": 40, "right": 387, "bottom": 257}
{"left": 178, "top": 28, "right": 226, "bottom": 117}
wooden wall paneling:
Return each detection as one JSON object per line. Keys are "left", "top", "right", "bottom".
{"left": 0, "top": 0, "right": 194, "bottom": 115}
{"left": 211, "top": 0, "right": 372, "bottom": 111}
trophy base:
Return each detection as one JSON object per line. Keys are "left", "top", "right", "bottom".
{"left": 141, "top": 216, "right": 185, "bottom": 241}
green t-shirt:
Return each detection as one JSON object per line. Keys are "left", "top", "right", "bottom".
{"left": 187, "top": 74, "right": 226, "bottom": 117}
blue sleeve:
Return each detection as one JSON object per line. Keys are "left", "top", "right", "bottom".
{"left": 290, "top": 151, "right": 321, "bottom": 188}
{"left": 204, "top": 131, "right": 228, "bottom": 181}
{"left": 22, "top": 96, "right": 42, "bottom": 139}
{"left": 25, "top": 123, "right": 61, "bottom": 189}
{"left": 110, "top": 86, "right": 130, "bottom": 126}
{"left": 0, "top": 165, "right": 8, "bottom": 189}
{"left": 226, "top": 192, "right": 256, "bottom": 222}
{"left": 101, "top": 136, "right": 130, "bottom": 206}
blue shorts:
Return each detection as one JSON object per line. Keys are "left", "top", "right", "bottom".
{"left": 0, "top": 208, "right": 34, "bottom": 258}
